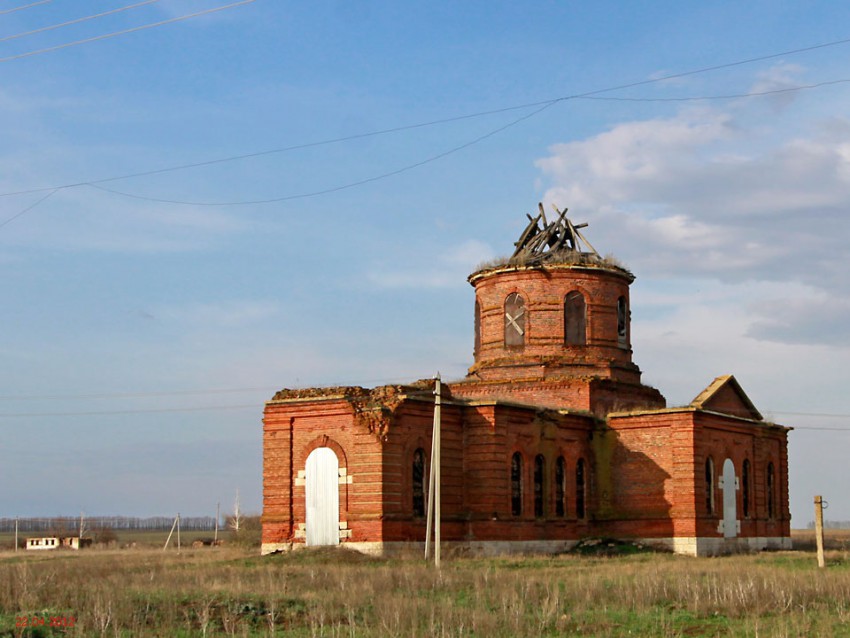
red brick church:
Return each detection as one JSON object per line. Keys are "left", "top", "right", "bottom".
{"left": 261, "top": 205, "right": 791, "bottom": 556}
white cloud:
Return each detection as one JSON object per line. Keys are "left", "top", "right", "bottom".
{"left": 536, "top": 104, "right": 850, "bottom": 301}
{"left": 748, "top": 63, "right": 806, "bottom": 110}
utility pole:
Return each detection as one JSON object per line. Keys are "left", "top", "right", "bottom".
{"left": 14, "top": 517, "right": 18, "bottom": 553}
{"left": 424, "top": 373, "right": 441, "bottom": 567}
{"left": 164, "top": 514, "right": 181, "bottom": 551}
{"left": 814, "top": 495, "right": 826, "bottom": 568}
{"left": 214, "top": 502, "right": 220, "bottom": 545}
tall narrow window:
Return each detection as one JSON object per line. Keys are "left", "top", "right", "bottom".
{"left": 617, "top": 296, "right": 628, "bottom": 348}
{"left": 511, "top": 452, "right": 523, "bottom": 516}
{"left": 564, "top": 291, "right": 586, "bottom": 345}
{"left": 555, "top": 456, "right": 566, "bottom": 517}
{"left": 576, "top": 458, "right": 586, "bottom": 519}
{"left": 767, "top": 462, "right": 775, "bottom": 519}
{"left": 473, "top": 299, "right": 481, "bottom": 357}
{"left": 742, "top": 459, "right": 751, "bottom": 518}
{"left": 705, "top": 457, "right": 715, "bottom": 515}
{"left": 504, "top": 293, "right": 526, "bottom": 349}
{"left": 533, "top": 455, "right": 545, "bottom": 518}
{"left": 412, "top": 448, "right": 426, "bottom": 517}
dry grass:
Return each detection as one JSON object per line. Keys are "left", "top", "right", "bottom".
{"left": 2, "top": 542, "right": 850, "bottom": 637}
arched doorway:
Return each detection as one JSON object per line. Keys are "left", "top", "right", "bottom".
{"left": 722, "top": 458, "right": 737, "bottom": 539}
{"left": 305, "top": 447, "right": 340, "bottom": 546}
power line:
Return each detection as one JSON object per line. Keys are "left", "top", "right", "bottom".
{"left": 2, "top": 76, "right": 842, "bottom": 224}
{"left": 0, "top": 374, "right": 441, "bottom": 402}
{"left": 0, "top": 386, "right": 279, "bottom": 401}
{"left": 0, "top": 0, "right": 163, "bottom": 44}
{"left": 0, "top": 34, "right": 849, "bottom": 220}
{"left": 0, "top": 102, "right": 550, "bottom": 199}
{"left": 0, "top": 0, "right": 256, "bottom": 64}
{"left": 85, "top": 101, "right": 559, "bottom": 206}
{"left": 0, "top": 404, "right": 258, "bottom": 418}
{"left": 81, "top": 74, "right": 850, "bottom": 207}
{"left": 0, "top": 35, "right": 848, "bottom": 207}
{"left": 771, "top": 411, "right": 850, "bottom": 419}
{"left": 0, "top": 405, "right": 847, "bottom": 421}
{"left": 0, "top": 0, "right": 50, "bottom": 15}
{"left": 583, "top": 78, "right": 850, "bottom": 103}
{"left": 0, "top": 188, "right": 55, "bottom": 229}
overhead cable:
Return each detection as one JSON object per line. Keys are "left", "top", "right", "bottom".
{"left": 0, "top": 188, "right": 55, "bottom": 229}
{"left": 85, "top": 101, "right": 559, "bottom": 206}
{"left": 1, "top": 34, "right": 850, "bottom": 217}
{"left": 0, "top": 0, "right": 256, "bottom": 63}
{"left": 0, "top": 35, "right": 847, "bottom": 204}
{"left": 82, "top": 76, "right": 850, "bottom": 207}
{"left": 0, "top": 404, "right": 258, "bottom": 418}
{"left": 0, "top": 0, "right": 163, "bottom": 44}
{"left": 0, "top": 0, "right": 50, "bottom": 15}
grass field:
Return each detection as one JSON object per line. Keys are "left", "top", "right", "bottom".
{"left": 2, "top": 531, "right": 850, "bottom": 637}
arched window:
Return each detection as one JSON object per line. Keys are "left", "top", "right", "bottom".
{"left": 504, "top": 293, "right": 526, "bottom": 349}
{"left": 742, "top": 459, "right": 751, "bottom": 518}
{"left": 767, "top": 462, "right": 775, "bottom": 519}
{"left": 533, "top": 454, "right": 545, "bottom": 518}
{"left": 473, "top": 299, "right": 481, "bottom": 357}
{"left": 576, "top": 458, "right": 586, "bottom": 519}
{"left": 705, "top": 457, "right": 715, "bottom": 515}
{"left": 412, "top": 448, "right": 426, "bottom": 517}
{"left": 564, "top": 291, "right": 587, "bottom": 345}
{"left": 511, "top": 452, "right": 523, "bottom": 516}
{"left": 617, "top": 296, "right": 628, "bottom": 348}
{"left": 555, "top": 456, "right": 567, "bottom": 517}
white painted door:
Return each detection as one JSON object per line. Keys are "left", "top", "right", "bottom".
{"left": 722, "top": 458, "right": 737, "bottom": 538}
{"left": 305, "top": 447, "right": 340, "bottom": 546}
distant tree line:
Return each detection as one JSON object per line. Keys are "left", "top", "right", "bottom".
{"left": 805, "top": 520, "right": 850, "bottom": 529}
{"left": 0, "top": 516, "right": 218, "bottom": 534}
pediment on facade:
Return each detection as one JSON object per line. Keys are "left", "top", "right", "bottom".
{"left": 689, "top": 375, "right": 763, "bottom": 421}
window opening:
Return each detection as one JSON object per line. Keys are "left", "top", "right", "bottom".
{"left": 412, "top": 448, "right": 426, "bottom": 517}
{"left": 555, "top": 456, "right": 566, "bottom": 517}
{"left": 767, "top": 462, "right": 775, "bottom": 519}
{"left": 504, "top": 293, "right": 526, "bottom": 349}
{"left": 576, "top": 458, "right": 586, "bottom": 519}
{"left": 706, "top": 457, "right": 715, "bottom": 515}
{"left": 617, "top": 296, "right": 628, "bottom": 348}
{"left": 473, "top": 299, "right": 481, "bottom": 357}
{"left": 511, "top": 452, "right": 523, "bottom": 516}
{"left": 533, "top": 454, "right": 545, "bottom": 518}
{"left": 564, "top": 291, "right": 587, "bottom": 345}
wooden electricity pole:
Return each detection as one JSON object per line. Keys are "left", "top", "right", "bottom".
{"left": 424, "top": 373, "right": 441, "bottom": 567}
{"left": 814, "top": 495, "right": 826, "bottom": 568}
{"left": 214, "top": 502, "right": 220, "bottom": 545}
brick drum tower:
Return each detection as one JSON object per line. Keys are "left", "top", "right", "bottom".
{"left": 454, "top": 204, "right": 664, "bottom": 415}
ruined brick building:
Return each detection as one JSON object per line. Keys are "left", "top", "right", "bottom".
{"left": 261, "top": 205, "right": 791, "bottom": 556}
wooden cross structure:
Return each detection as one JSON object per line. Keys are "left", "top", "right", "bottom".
{"left": 511, "top": 203, "right": 599, "bottom": 264}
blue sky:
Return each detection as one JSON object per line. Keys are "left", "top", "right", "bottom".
{"left": 2, "top": 1, "right": 850, "bottom": 526}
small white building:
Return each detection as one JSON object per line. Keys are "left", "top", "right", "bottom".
{"left": 26, "top": 536, "right": 91, "bottom": 550}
